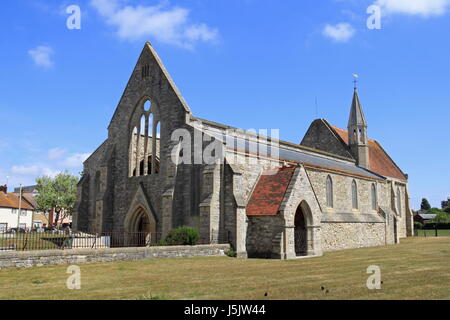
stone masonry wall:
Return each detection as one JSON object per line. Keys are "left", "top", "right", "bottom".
{"left": 306, "top": 168, "right": 382, "bottom": 215}
{"left": 0, "top": 244, "right": 230, "bottom": 270}
{"left": 321, "top": 222, "right": 385, "bottom": 251}
{"left": 75, "top": 43, "right": 191, "bottom": 238}
{"left": 246, "top": 216, "right": 283, "bottom": 258}
{"left": 301, "top": 119, "right": 354, "bottom": 160}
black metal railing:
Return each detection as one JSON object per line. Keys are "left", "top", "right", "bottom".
{"left": 294, "top": 229, "right": 307, "bottom": 256}
{"left": 414, "top": 229, "right": 450, "bottom": 237}
{"left": 0, "top": 231, "right": 162, "bottom": 252}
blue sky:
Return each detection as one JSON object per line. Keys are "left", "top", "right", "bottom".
{"left": 0, "top": 0, "right": 449, "bottom": 209}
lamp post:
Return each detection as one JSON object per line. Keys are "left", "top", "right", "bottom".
{"left": 16, "top": 184, "right": 23, "bottom": 231}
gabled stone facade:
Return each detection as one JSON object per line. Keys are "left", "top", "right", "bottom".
{"left": 73, "top": 43, "right": 414, "bottom": 259}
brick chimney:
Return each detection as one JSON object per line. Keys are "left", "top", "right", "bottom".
{"left": 0, "top": 185, "right": 7, "bottom": 194}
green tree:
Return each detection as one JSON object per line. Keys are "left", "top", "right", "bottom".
{"left": 35, "top": 172, "right": 79, "bottom": 228}
{"left": 428, "top": 208, "right": 450, "bottom": 223}
{"left": 420, "top": 198, "right": 431, "bottom": 211}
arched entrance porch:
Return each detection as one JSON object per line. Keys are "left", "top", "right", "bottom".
{"left": 124, "top": 206, "right": 157, "bottom": 246}
{"left": 294, "top": 201, "right": 311, "bottom": 256}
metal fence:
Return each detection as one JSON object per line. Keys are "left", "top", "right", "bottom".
{"left": 0, "top": 231, "right": 162, "bottom": 252}
{"left": 414, "top": 229, "right": 450, "bottom": 237}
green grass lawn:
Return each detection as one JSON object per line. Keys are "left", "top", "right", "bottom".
{"left": 415, "top": 229, "right": 450, "bottom": 237}
{"left": 1, "top": 237, "right": 450, "bottom": 300}
{"left": 0, "top": 233, "right": 68, "bottom": 251}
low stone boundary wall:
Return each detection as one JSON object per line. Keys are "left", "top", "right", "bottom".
{"left": 0, "top": 244, "right": 230, "bottom": 270}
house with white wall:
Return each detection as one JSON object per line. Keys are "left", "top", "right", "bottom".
{"left": 0, "top": 185, "right": 34, "bottom": 231}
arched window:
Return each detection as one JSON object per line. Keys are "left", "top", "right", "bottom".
{"left": 129, "top": 98, "right": 161, "bottom": 177}
{"left": 154, "top": 121, "right": 161, "bottom": 173}
{"left": 397, "top": 187, "right": 402, "bottom": 216}
{"left": 144, "top": 100, "right": 151, "bottom": 112}
{"left": 371, "top": 183, "right": 377, "bottom": 211}
{"left": 326, "top": 176, "right": 333, "bottom": 208}
{"left": 352, "top": 180, "right": 358, "bottom": 210}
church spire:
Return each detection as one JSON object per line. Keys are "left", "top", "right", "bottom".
{"left": 348, "top": 88, "right": 367, "bottom": 128}
{"left": 347, "top": 86, "right": 370, "bottom": 169}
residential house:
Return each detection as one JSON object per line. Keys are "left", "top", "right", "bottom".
{"left": 0, "top": 185, "right": 34, "bottom": 231}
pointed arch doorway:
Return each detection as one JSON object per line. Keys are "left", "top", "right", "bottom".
{"left": 125, "top": 206, "right": 157, "bottom": 246}
{"left": 294, "top": 201, "right": 311, "bottom": 256}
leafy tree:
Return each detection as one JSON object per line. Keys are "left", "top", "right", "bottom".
{"left": 428, "top": 208, "right": 450, "bottom": 223}
{"left": 35, "top": 172, "right": 79, "bottom": 228}
{"left": 444, "top": 207, "right": 450, "bottom": 214}
{"left": 420, "top": 198, "right": 431, "bottom": 211}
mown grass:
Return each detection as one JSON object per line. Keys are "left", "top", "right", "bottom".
{"left": 0, "top": 233, "right": 67, "bottom": 251}
{"left": 415, "top": 229, "right": 450, "bottom": 237}
{"left": 0, "top": 237, "right": 450, "bottom": 300}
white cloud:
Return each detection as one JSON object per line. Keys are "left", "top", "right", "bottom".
{"left": 11, "top": 165, "right": 58, "bottom": 177}
{"left": 59, "top": 153, "right": 91, "bottom": 168}
{"left": 48, "top": 147, "right": 67, "bottom": 160}
{"left": 42, "top": 168, "right": 60, "bottom": 178}
{"left": 28, "top": 46, "right": 54, "bottom": 68}
{"left": 9, "top": 150, "right": 89, "bottom": 185}
{"left": 322, "top": 23, "right": 355, "bottom": 42}
{"left": 90, "top": 0, "right": 219, "bottom": 49}
{"left": 375, "top": 0, "right": 450, "bottom": 17}
{"left": 11, "top": 165, "right": 41, "bottom": 175}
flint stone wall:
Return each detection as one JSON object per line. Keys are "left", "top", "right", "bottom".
{"left": 320, "top": 222, "right": 386, "bottom": 252}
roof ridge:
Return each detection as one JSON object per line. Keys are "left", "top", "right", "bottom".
{"left": 108, "top": 42, "right": 191, "bottom": 130}
{"left": 323, "top": 121, "right": 354, "bottom": 154}
{"left": 194, "top": 116, "right": 356, "bottom": 163}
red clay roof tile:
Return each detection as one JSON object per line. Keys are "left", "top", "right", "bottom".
{"left": 0, "top": 192, "right": 34, "bottom": 210}
{"left": 246, "top": 166, "right": 296, "bottom": 216}
{"left": 332, "top": 126, "right": 407, "bottom": 181}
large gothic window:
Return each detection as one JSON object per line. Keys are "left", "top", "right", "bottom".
{"left": 326, "top": 175, "right": 333, "bottom": 208}
{"left": 397, "top": 187, "right": 402, "bottom": 216}
{"left": 129, "top": 98, "right": 161, "bottom": 177}
{"left": 371, "top": 183, "right": 377, "bottom": 211}
{"left": 352, "top": 180, "right": 358, "bottom": 210}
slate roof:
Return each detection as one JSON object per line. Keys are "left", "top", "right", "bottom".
{"left": 247, "top": 166, "right": 296, "bottom": 216}
{"left": 202, "top": 127, "right": 384, "bottom": 181}
{"left": 13, "top": 185, "right": 38, "bottom": 194}
{"left": 0, "top": 192, "right": 34, "bottom": 210}
{"left": 417, "top": 214, "right": 437, "bottom": 220}
{"left": 331, "top": 126, "right": 408, "bottom": 181}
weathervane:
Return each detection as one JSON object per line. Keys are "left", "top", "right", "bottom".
{"left": 352, "top": 74, "right": 359, "bottom": 90}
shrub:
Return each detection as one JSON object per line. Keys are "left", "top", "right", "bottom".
{"left": 225, "top": 246, "right": 237, "bottom": 258}
{"left": 423, "top": 222, "right": 450, "bottom": 230}
{"left": 155, "top": 239, "right": 168, "bottom": 247}
{"left": 164, "top": 227, "right": 199, "bottom": 246}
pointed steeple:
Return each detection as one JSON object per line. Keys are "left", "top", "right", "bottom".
{"left": 347, "top": 87, "right": 370, "bottom": 169}
{"left": 348, "top": 88, "right": 367, "bottom": 128}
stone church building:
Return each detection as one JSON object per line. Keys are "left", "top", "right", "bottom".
{"left": 73, "top": 42, "right": 414, "bottom": 259}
